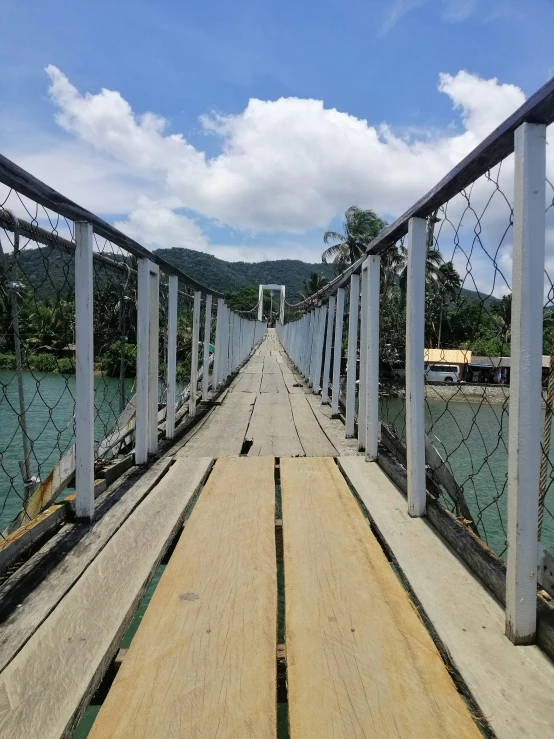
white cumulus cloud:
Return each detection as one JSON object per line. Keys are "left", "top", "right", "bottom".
{"left": 45, "top": 65, "right": 526, "bottom": 239}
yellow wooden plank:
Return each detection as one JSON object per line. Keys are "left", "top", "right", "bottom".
{"left": 90, "top": 457, "right": 277, "bottom": 739}
{"left": 281, "top": 457, "right": 480, "bottom": 739}
{"left": 0, "top": 457, "right": 212, "bottom": 739}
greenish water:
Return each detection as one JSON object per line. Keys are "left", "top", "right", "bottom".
{"left": 0, "top": 369, "right": 134, "bottom": 531}
{"left": 381, "top": 395, "right": 554, "bottom": 558}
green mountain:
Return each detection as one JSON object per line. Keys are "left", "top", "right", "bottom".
{"left": 153, "top": 248, "right": 335, "bottom": 299}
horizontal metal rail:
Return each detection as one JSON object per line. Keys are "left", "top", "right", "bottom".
{"left": 0, "top": 154, "right": 223, "bottom": 297}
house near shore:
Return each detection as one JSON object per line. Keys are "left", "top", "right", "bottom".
{"left": 424, "top": 349, "right": 551, "bottom": 385}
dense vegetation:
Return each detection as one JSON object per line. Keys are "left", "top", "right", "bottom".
{"left": 322, "top": 206, "right": 554, "bottom": 362}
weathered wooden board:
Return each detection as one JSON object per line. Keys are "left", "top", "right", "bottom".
{"left": 0, "top": 458, "right": 173, "bottom": 674}
{"left": 0, "top": 457, "right": 213, "bottom": 739}
{"left": 260, "top": 371, "right": 288, "bottom": 393}
{"left": 262, "top": 357, "right": 281, "bottom": 374}
{"left": 231, "top": 372, "right": 262, "bottom": 393}
{"left": 288, "top": 395, "right": 338, "bottom": 457}
{"left": 247, "top": 393, "right": 304, "bottom": 457}
{"left": 178, "top": 392, "right": 256, "bottom": 457}
{"left": 303, "top": 394, "right": 359, "bottom": 456}
{"left": 89, "top": 457, "right": 276, "bottom": 739}
{"left": 280, "top": 370, "right": 307, "bottom": 394}
{"left": 339, "top": 457, "right": 554, "bottom": 739}
{"left": 281, "top": 457, "right": 480, "bottom": 739}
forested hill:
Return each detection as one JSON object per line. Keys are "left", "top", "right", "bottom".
{"left": 154, "top": 248, "right": 335, "bottom": 298}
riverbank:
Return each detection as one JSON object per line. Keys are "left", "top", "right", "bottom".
{"left": 425, "top": 383, "right": 510, "bottom": 404}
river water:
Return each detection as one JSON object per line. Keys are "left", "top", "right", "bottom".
{"left": 380, "top": 393, "right": 554, "bottom": 558}
{"left": 0, "top": 370, "right": 135, "bottom": 532}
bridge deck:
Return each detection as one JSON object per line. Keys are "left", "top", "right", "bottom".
{"left": 178, "top": 330, "right": 347, "bottom": 459}
{"left": 1, "top": 331, "right": 552, "bottom": 738}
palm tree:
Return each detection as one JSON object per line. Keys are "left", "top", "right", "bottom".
{"left": 322, "top": 206, "right": 386, "bottom": 274}
{"left": 300, "top": 272, "right": 329, "bottom": 301}
{"left": 490, "top": 294, "right": 512, "bottom": 348}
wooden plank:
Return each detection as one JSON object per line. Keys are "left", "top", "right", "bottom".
{"left": 0, "top": 505, "right": 65, "bottom": 575}
{"left": 0, "top": 458, "right": 173, "bottom": 674}
{"left": 247, "top": 393, "right": 304, "bottom": 457}
{"left": 260, "top": 371, "right": 287, "bottom": 393}
{"left": 231, "top": 372, "right": 262, "bottom": 393}
{"left": 338, "top": 457, "right": 554, "bottom": 739}
{"left": 280, "top": 371, "right": 307, "bottom": 394}
{"left": 178, "top": 392, "right": 255, "bottom": 457}
{"left": 262, "top": 357, "right": 280, "bottom": 374}
{"left": 374, "top": 444, "right": 554, "bottom": 664}
{"left": 0, "top": 457, "right": 213, "bottom": 739}
{"left": 281, "top": 457, "right": 480, "bottom": 739}
{"left": 304, "top": 394, "right": 359, "bottom": 456}
{"left": 288, "top": 395, "right": 338, "bottom": 457}
{"left": 89, "top": 457, "right": 276, "bottom": 739}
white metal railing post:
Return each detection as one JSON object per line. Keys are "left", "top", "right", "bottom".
{"left": 331, "top": 288, "right": 345, "bottom": 417}
{"left": 202, "top": 294, "right": 212, "bottom": 401}
{"left": 189, "top": 290, "right": 201, "bottom": 417}
{"left": 213, "top": 298, "right": 223, "bottom": 391}
{"left": 506, "top": 122, "right": 546, "bottom": 645}
{"left": 345, "top": 274, "right": 360, "bottom": 437}
{"left": 148, "top": 265, "right": 160, "bottom": 456}
{"left": 321, "top": 296, "right": 335, "bottom": 404}
{"left": 220, "top": 303, "right": 229, "bottom": 384}
{"left": 358, "top": 263, "right": 368, "bottom": 451}
{"left": 166, "top": 275, "right": 178, "bottom": 439}
{"left": 365, "top": 255, "right": 381, "bottom": 461}
{"left": 304, "top": 311, "right": 313, "bottom": 379}
{"left": 136, "top": 258, "right": 150, "bottom": 465}
{"left": 309, "top": 309, "right": 319, "bottom": 387}
{"left": 313, "top": 304, "right": 327, "bottom": 394}
{"left": 406, "top": 218, "right": 427, "bottom": 516}
{"left": 74, "top": 221, "right": 94, "bottom": 520}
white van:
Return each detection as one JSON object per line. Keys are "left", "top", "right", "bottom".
{"left": 424, "top": 364, "right": 459, "bottom": 383}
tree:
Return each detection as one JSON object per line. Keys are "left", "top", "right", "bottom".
{"left": 299, "top": 272, "right": 328, "bottom": 300}
{"left": 322, "top": 206, "right": 386, "bottom": 274}
{"left": 490, "top": 294, "right": 512, "bottom": 347}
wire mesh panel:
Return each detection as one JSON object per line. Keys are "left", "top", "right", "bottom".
{"left": 378, "top": 238, "right": 408, "bottom": 460}
{"left": 338, "top": 285, "right": 350, "bottom": 409}
{"left": 538, "top": 158, "right": 554, "bottom": 555}
{"left": 92, "top": 235, "right": 138, "bottom": 465}
{"left": 175, "top": 284, "right": 195, "bottom": 411}
{"left": 0, "top": 188, "right": 77, "bottom": 534}
{"left": 419, "top": 164, "right": 514, "bottom": 557}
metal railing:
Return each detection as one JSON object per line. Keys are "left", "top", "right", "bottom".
{"left": 0, "top": 163, "right": 266, "bottom": 538}
{"left": 277, "top": 74, "right": 554, "bottom": 647}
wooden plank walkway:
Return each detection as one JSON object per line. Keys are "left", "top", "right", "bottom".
{"left": 89, "top": 457, "right": 277, "bottom": 739}
{"left": 339, "top": 457, "right": 554, "bottom": 739}
{"left": 176, "top": 331, "right": 339, "bottom": 458}
{"left": 0, "top": 457, "right": 212, "bottom": 739}
{"left": 281, "top": 457, "right": 480, "bottom": 739}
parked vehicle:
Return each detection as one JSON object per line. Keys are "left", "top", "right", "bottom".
{"left": 424, "top": 364, "right": 459, "bottom": 383}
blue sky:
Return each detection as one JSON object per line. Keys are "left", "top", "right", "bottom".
{"left": 2, "top": 0, "right": 554, "bottom": 266}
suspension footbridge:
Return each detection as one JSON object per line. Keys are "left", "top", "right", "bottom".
{"left": 2, "top": 77, "right": 554, "bottom": 739}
